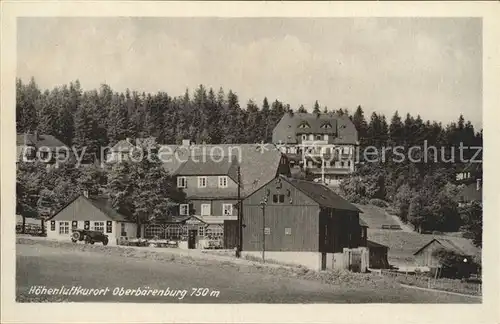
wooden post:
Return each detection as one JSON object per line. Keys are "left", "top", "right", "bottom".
{"left": 262, "top": 204, "right": 266, "bottom": 263}
{"left": 236, "top": 166, "right": 242, "bottom": 258}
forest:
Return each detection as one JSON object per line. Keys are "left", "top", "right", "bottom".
{"left": 16, "top": 77, "right": 483, "bottom": 244}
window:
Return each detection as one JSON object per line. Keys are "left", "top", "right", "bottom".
{"left": 58, "top": 221, "right": 69, "bottom": 234}
{"left": 93, "top": 221, "right": 105, "bottom": 233}
{"left": 198, "top": 176, "right": 207, "bottom": 188}
{"left": 180, "top": 204, "right": 189, "bottom": 216}
{"left": 177, "top": 176, "right": 187, "bottom": 188}
{"left": 106, "top": 221, "right": 113, "bottom": 233}
{"left": 222, "top": 204, "right": 233, "bottom": 216}
{"left": 272, "top": 194, "right": 285, "bottom": 203}
{"left": 205, "top": 225, "right": 224, "bottom": 240}
{"left": 165, "top": 224, "right": 187, "bottom": 240}
{"left": 285, "top": 227, "right": 292, "bottom": 235}
{"left": 145, "top": 224, "right": 164, "bottom": 239}
{"left": 71, "top": 221, "right": 78, "bottom": 229}
{"left": 84, "top": 220, "right": 90, "bottom": 230}
{"left": 50, "top": 221, "right": 55, "bottom": 231}
{"left": 201, "top": 204, "right": 211, "bottom": 216}
{"left": 316, "top": 135, "right": 322, "bottom": 140}
{"left": 121, "top": 223, "right": 127, "bottom": 237}
{"left": 218, "top": 176, "right": 228, "bottom": 188}
{"left": 347, "top": 160, "right": 351, "bottom": 167}
{"left": 198, "top": 225, "right": 205, "bottom": 237}
{"left": 302, "top": 134, "right": 307, "bottom": 141}
{"left": 341, "top": 161, "right": 345, "bottom": 167}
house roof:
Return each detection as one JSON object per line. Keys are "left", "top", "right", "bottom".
{"left": 48, "top": 195, "right": 130, "bottom": 222}
{"left": 359, "top": 217, "right": 369, "bottom": 227}
{"left": 17, "top": 133, "right": 67, "bottom": 148}
{"left": 367, "top": 240, "right": 388, "bottom": 249}
{"left": 161, "top": 143, "right": 287, "bottom": 197}
{"left": 282, "top": 176, "right": 362, "bottom": 212}
{"left": 174, "top": 155, "right": 239, "bottom": 182}
{"left": 272, "top": 112, "right": 358, "bottom": 145}
{"left": 413, "top": 238, "right": 480, "bottom": 257}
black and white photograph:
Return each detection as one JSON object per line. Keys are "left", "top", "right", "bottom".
{"left": 1, "top": 2, "right": 499, "bottom": 324}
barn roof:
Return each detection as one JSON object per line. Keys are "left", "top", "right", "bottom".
{"left": 413, "top": 238, "right": 480, "bottom": 257}
{"left": 283, "top": 176, "right": 362, "bottom": 212}
{"left": 367, "top": 240, "right": 388, "bottom": 249}
{"left": 272, "top": 112, "right": 358, "bottom": 145}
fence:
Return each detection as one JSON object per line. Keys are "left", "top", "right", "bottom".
{"left": 379, "top": 269, "right": 482, "bottom": 295}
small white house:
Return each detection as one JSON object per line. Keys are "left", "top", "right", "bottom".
{"left": 45, "top": 194, "right": 139, "bottom": 245}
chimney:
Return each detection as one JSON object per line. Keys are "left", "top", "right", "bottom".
{"left": 182, "top": 139, "right": 191, "bottom": 147}
{"left": 83, "top": 190, "right": 89, "bottom": 198}
{"left": 476, "top": 179, "right": 481, "bottom": 191}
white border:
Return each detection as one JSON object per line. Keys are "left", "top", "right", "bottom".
{"left": 2, "top": 2, "right": 500, "bottom": 324}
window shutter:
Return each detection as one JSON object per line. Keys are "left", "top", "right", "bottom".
{"left": 84, "top": 221, "right": 90, "bottom": 230}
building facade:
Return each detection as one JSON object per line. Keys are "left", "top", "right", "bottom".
{"left": 242, "top": 175, "right": 364, "bottom": 270}
{"left": 142, "top": 143, "right": 291, "bottom": 249}
{"left": 272, "top": 112, "right": 358, "bottom": 186}
{"left": 45, "top": 194, "right": 139, "bottom": 245}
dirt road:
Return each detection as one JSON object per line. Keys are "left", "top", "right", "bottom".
{"left": 16, "top": 243, "right": 479, "bottom": 303}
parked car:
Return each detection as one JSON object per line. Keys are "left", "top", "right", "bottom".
{"left": 71, "top": 229, "right": 109, "bottom": 245}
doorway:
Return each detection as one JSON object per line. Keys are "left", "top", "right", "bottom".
{"left": 188, "top": 229, "right": 197, "bottom": 249}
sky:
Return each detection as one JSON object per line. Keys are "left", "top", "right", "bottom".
{"left": 17, "top": 17, "right": 482, "bottom": 129}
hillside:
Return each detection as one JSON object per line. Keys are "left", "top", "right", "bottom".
{"left": 354, "top": 204, "right": 402, "bottom": 230}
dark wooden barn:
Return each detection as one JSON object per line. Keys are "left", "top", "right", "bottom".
{"left": 242, "top": 175, "right": 363, "bottom": 255}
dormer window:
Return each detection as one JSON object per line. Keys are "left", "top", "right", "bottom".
{"left": 298, "top": 121, "right": 310, "bottom": 129}
{"left": 321, "top": 122, "right": 332, "bottom": 129}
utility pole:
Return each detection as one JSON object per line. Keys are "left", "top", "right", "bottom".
{"left": 236, "top": 166, "right": 242, "bottom": 258}
{"left": 260, "top": 197, "right": 267, "bottom": 263}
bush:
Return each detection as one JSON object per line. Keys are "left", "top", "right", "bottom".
{"left": 369, "top": 198, "right": 389, "bottom": 208}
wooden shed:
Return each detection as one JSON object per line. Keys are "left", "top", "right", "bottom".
{"left": 241, "top": 175, "right": 363, "bottom": 269}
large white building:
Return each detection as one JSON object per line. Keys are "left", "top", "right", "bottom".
{"left": 272, "top": 112, "right": 359, "bottom": 186}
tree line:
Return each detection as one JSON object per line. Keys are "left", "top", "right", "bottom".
{"left": 16, "top": 77, "right": 483, "bottom": 244}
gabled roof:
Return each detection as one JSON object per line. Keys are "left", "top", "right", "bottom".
{"left": 161, "top": 143, "right": 287, "bottom": 197}
{"left": 282, "top": 176, "right": 362, "bottom": 212}
{"left": 174, "top": 155, "right": 239, "bottom": 183}
{"left": 413, "top": 238, "right": 480, "bottom": 257}
{"left": 17, "top": 133, "right": 67, "bottom": 148}
{"left": 48, "top": 195, "right": 129, "bottom": 222}
{"left": 272, "top": 112, "right": 358, "bottom": 145}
